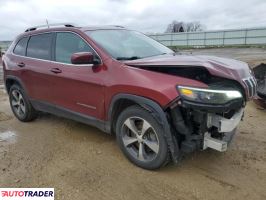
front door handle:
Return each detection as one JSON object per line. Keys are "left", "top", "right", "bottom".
{"left": 50, "top": 68, "right": 62, "bottom": 74}
{"left": 17, "top": 62, "right": 25, "bottom": 67}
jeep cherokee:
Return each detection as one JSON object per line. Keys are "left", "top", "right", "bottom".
{"left": 2, "top": 24, "right": 257, "bottom": 169}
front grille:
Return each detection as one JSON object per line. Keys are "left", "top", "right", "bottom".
{"left": 242, "top": 76, "right": 257, "bottom": 98}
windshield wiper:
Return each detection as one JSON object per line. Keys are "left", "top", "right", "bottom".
{"left": 116, "top": 56, "right": 141, "bottom": 60}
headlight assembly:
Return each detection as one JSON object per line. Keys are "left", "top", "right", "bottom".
{"left": 178, "top": 86, "right": 242, "bottom": 104}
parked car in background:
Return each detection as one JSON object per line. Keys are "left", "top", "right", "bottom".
{"left": 2, "top": 24, "right": 256, "bottom": 169}
{"left": 253, "top": 63, "right": 266, "bottom": 109}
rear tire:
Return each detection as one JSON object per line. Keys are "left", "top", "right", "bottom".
{"left": 9, "top": 84, "right": 38, "bottom": 122}
{"left": 116, "top": 105, "right": 170, "bottom": 170}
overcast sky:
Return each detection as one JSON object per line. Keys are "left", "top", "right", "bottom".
{"left": 1, "top": 0, "right": 266, "bottom": 40}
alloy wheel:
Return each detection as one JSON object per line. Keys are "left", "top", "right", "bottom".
{"left": 122, "top": 117, "right": 159, "bottom": 162}
{"left": 11, "top": 90, "right": 26, "bottom": 118}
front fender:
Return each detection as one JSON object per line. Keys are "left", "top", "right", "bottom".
{"left": 108, "top": 93, "right": 180, "bottom": 163}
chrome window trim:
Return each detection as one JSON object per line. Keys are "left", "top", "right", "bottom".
{"left": 10, "top": 53, "right": 94, "bottom": 67}
{"left": 11, "top": 30, "right": 102, "bottom": 66}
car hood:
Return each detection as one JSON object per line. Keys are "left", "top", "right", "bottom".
{"left": 124, "top": 54, "right": 251, "bottom": 81}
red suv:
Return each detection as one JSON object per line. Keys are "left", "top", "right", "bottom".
{"left": 2, "top": 24, "right": 256, "bottom": 169}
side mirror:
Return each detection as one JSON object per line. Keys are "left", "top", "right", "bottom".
{"left": 71, "top": 52, "right": 95, "bottom": 65}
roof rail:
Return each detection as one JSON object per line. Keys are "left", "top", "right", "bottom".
{"left": 113, "top": 25, "right": 125, "bottom": 28}
{"left": 25, "top": 23, "right": 75, "bottom": 32}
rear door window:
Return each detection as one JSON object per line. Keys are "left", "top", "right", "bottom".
{"left": 55, "top": 32, "right": 94, "bottom": 64}
{"left": 13, "top": 37, "right": 28, "bottom": 56}
{"left": 27, "top": 33, "right": 53, "bottom": 60}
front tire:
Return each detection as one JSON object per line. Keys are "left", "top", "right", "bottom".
{"left": 9, "top": 84, "right": 38, "bottom": 122}
{"left": 116, "top": 105, "right": 170, "bottom": 170}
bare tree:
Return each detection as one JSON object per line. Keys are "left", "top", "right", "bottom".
{"left": 165, "top": 20, "right": 184, "bottom": 33}
{"left": 165, "top": 21, "right": 205, "bottom": 33}
{"left": 185, "top": 21, "right": 205, "bottom": 32}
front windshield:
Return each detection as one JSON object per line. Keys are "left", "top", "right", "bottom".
{"left": 86, "top": 29, "right": 173, "bottom": 60}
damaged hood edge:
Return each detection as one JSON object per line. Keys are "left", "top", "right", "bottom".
{"left": 124, "top": 54, "right": 251, "bottom": 82}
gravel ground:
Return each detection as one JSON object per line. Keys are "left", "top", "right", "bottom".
{"left": 0, "top": 48, "right": 266, "bottom": 200}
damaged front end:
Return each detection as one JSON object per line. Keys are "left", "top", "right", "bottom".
{"left": 169, "top": 104, "right": 244, "bottom": 153}
{"left": 169, "top": 99, "right": 244, "bottom": 153}
{"left": 163, "top": 68, "right": 247, "bottom": 153}
{"left": 125, "top": 56, "right": 254, "bottom": 154}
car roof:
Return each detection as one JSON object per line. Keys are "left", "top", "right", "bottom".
{"left": 24, "top": 23, "right": 125, "bottom": 32}
{"left": 18, "top": 24, "right": 127, "bottom": 39}
{"left": 15, "top": 24, "right": 129, "bottom": 42}
{"left": 80, "top": 25, "right": 126, "bottom": 31}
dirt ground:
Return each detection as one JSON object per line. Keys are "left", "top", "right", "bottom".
{"left": 0, "top": 48, "right": 266, "bottom": 200}
{"left": 0, "top": 57, "right": 3, "bottom": 85}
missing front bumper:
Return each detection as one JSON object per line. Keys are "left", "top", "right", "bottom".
{"left": 203, "top": 108, "right": 244, "bottom": 152}
{"left": 203, "top": 129, "right": 236, "bottom": 152}
{"left": 207, "top": 108, "right": 244, "bottom": 132}
{"left": 171, "top": 105, "right": 244, "bottom": 153}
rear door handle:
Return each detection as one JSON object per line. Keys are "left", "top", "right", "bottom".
{"left": 50, "top": 68, "right": 62, "bottom": 74}
{"left": 17, "top": 62, "right": 25, "bottom": 67}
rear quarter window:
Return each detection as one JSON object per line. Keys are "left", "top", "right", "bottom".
{"left": 27, "top": 33, "right": 53, "bottom": 60}
{"left": 13, "top": 37, "right": 28, "bottom": 56}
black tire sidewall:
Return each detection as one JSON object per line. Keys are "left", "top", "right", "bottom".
{"left": 9, "top": 85, "right": 34, "bottom": 122}
{"left": 116, "top": 105, "right": 169, "bottom": 170}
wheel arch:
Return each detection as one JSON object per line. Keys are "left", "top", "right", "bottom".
{"left": 5, "top": 75, "right": 27, "bottom": 94}
{"left": 107, "top": 93, "right": 180, "bottom": 163}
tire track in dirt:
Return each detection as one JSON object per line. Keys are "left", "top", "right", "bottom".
{"left": 0, "top": 112, "right": 13, "bottom": 121}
